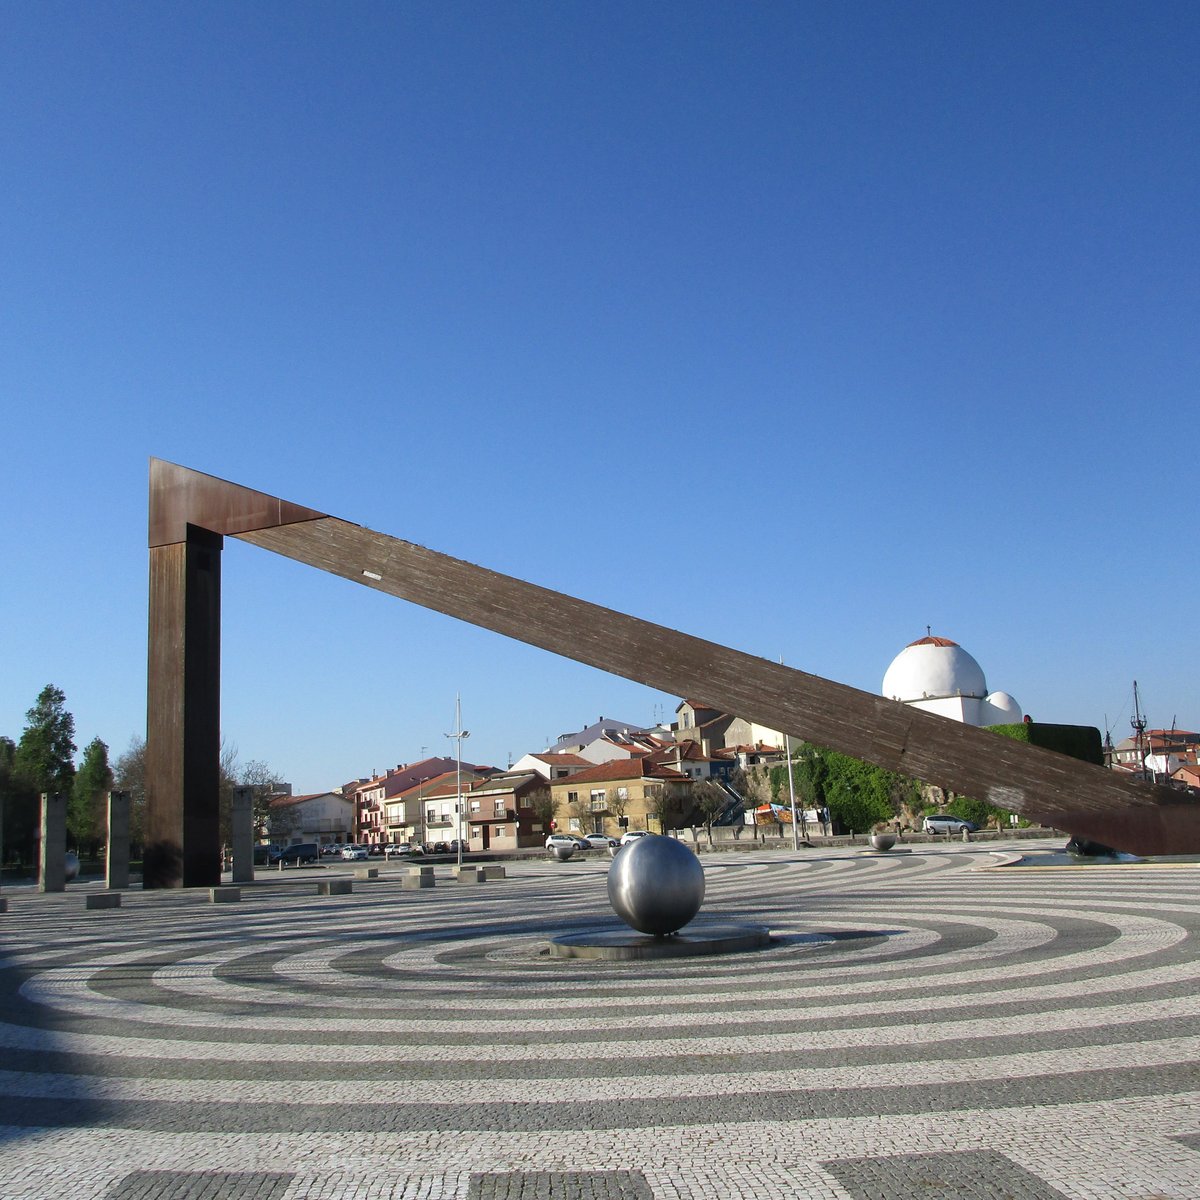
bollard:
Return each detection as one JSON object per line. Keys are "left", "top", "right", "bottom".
{"left": 403, "top": 865, "right": 435, "bottom": 890}
{"left": 86, "top": 892, "right": 122, "bottom": 910}
{"left": 210, "top": 886, "right": 241, "bottom": 903}
{"left": 354, "top": 867, "right": 379, "bottom": 881}
{"left": 317, "top": 879, "right": 352, "bottom": 896}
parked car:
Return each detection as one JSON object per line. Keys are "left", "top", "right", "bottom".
{"left": 385, "top": 843, "right": 413, "bottom": 858}
{"left": 620, "top": 829, "right": 653, "bottom": 845}
{"left": 432, "top": 841, "right": 450, "bottom": 854}
{"left": 368, "top": 844, "right": 385, "bottom": 857}
{"left": 545, "top": 833, "right": 580, "bottom": 852}
{"left": 583, "top": 833, "right": 619, "bottom": 849}
{"left": 341, "top": 844, "right": 369, "bottom": 860}
{"left": 923, "top": 815, "right": 979, "bottom": 835}
{"left": 320, "top": 843, "right": 342, "bottom": 857}
{"left": 270, "top": 842, "right": 320, "bottom": 865}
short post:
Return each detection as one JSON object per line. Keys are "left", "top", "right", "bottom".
{"left": 39, "top": 792, "right": 67, "bottom": 893}
{"left": 231, "top": 787, "right": 254, "bottom": 883}
{"left": 86, "top": 892, "right": 122, "bottom": 910}
{"left": 106, "top": 790, "right": 131, "bottom": 890}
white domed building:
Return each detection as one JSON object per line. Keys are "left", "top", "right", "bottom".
{"left": 882, "top": 634, "right": 1022, "bottom": 727}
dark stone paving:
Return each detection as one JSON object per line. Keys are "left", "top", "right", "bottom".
{"left": 823, "top": 1150, "right": 1070, "bottom": 1199}
{"left": 105, "top": 1172, "right": 295, "bottom": 1200}
{"left": 470, "top": 1171, "right": 654, "bottom": 1199}
{"left": 2, "top": 1060, "right": 1198, "bottom": 1133}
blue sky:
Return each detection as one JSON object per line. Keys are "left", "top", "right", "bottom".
{"left": 3, "top": 2, "right": 1196, "bottom": 792}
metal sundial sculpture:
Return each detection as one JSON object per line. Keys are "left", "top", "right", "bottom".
{"left": 143, "top": 459, "right": 1197, "bottom": 888}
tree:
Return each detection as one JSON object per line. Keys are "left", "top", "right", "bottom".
{"left": 113, "top": 736, "right": 146, "bottom": 850}
{"left": 70, "top": 737, "right": 112, "bottom": 854}
{"left": 14, "top": 684, "right": 76, "bottom": 794}
{"left": 531, "top": 791, "right": 559, "bottom": 837}
{"left": 7, "top": 685, "right": 77, "bottom": 863}
{"left": 692, "top": 779, "right": 728, "bottom": 846}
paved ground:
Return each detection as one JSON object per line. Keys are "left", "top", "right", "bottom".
{"left": 1, "top": 839, "right": 1198, "bottom": 1199}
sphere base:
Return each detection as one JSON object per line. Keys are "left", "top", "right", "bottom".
{"left": 549, "top": 920, "right": 770, "bottom": 961}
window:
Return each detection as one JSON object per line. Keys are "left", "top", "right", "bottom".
{"left": 616, "top": 786, "right": 628, "bottom": 800}
{"left": 568, "top": 817, "right": 581, "bottom": 832}
{"left": 469, "top": 800, "right": 481, "bottom": 813}
{"left": 518, "top": 796, "right": 531, "bottom": 809}
{"left": 567, "top": 791, "right": 578, "bottom": 803}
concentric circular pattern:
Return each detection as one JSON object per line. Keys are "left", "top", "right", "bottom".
{"left": 2, "top": 842, "right": 1199, "bottom": 1199}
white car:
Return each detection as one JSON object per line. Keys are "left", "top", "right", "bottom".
{"left": 620, "top": 830, "right": 653, "bottom": 845}
{"left": 341, "top": 845, "right": 369, "bottom": 860}
{"left": 583, "top": 833, "right": 619, "bottom": 849}
{"left": 545, "top": 833, "right": 580, "bottom": 852}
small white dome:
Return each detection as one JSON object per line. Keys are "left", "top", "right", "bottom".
{"left": 981, "top": 691, "right": 1023, "bottom": 725}
{"left": 882, "top": 636, "right": 988, "bottom": 703}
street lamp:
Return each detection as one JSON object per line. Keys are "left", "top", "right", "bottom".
{"left": 445, "top": 695, "right": 470, "bottom": 869}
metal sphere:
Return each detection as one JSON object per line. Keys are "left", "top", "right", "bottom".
{"left": 607, "top": 834, "right": 705, "bottom": 936}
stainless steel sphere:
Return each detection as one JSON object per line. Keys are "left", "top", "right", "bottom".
{"left": 552, "top": 845, "right": 575, "bottom": 862}
{"left": 607, "top": 834, "right": 704, "bottom": 936}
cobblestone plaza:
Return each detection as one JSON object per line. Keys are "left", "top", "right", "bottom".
{"left": 2, "top": 840, "right": 1198, "bottom": 1199}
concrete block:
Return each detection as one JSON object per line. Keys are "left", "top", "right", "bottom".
{"left": 454, "top": 866, "right": 485, "bottom": 883}
{"left": 354, "top": 867, "right": 379, "bottom": 880}
{"left": 86, "top": 892, "right": 122, "bottom": 910}
{"left": 317, "top": 879, "right": 353, "bottom": 896}
{"left": 401, "top": 873, "right": 435, "bottom": 890}
{"left": 481, "top": 865, "right": 506, "bottom": 881}
{"left": 407, "top": 865, "right": 434, "bottom": 878}
{"left": 210, "top": 886, "right": 241, "bottom": 903}
{"left": 0, "top": 897, "right": 9, "bottom": 913}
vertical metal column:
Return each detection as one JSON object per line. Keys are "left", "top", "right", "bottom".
{"left": 106, "top": 790, "right": 131, "bottom": 890}
{"left": 144, "top": 525, "right": 222, "bottom": 888}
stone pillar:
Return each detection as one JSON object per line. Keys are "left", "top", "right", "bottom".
{"left": 39, "top": 791, "right": 66, "bottom": 893}
{"left": 106, "top": 790, "right": 131, "bottom": 890}
{"left": 231, "top": 786, "right": 254, "bottom": 883}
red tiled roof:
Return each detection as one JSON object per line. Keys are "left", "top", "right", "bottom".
{"left": 553, "top": 758, "right": 690, "bottom": 785}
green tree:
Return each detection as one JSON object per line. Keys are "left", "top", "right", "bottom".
{"left": 70, "top": 737, "right": 112, "bottom": 854}
{"left": 14, "top": 684, "right": 77, "bottom": 794}
{"left": 7, "top": 685, "right": 77, "bottom": 863}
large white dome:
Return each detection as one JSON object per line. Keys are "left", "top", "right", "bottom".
{"left": 882, "top": 636, "right": 988, "bottom": 703}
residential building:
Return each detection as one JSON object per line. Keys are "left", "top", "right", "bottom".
{"left": 464, "top": 771, "right": 548, "bottom": 851}
{"left": 548, "top": 758, "right": 693, "bottom": 839}
{"left": 674, "top": 700, "right": 784, "bottom": 756}
{"left": 510, "top": 750, "right": 595, "bottom": 780}
{"left": 268, "top": 792, "right": 354, "bottom": 849}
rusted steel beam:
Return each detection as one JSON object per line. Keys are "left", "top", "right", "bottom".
{"left": 237, "top": 515, "right": 1193, "bottom": 855}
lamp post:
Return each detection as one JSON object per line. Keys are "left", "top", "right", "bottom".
{"left": 445, "top": 695, "right": 470, "bottom": 869}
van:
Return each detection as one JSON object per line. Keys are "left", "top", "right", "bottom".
{"left": 270, "top": 842, "right": 320, "bottom": 865}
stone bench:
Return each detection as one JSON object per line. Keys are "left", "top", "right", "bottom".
{"left": 317, "top": 879, "right": 353, "bottom": 896}
{"left": 454, "top": 865, "right": 485, "bottom": 883}
{"left": 480, "top": 865, "right": 506, "bottom": 881}
{"left": 402, "top": 865, "right": 435, "bottom": 890}
{"left": 85, "top": 892, "right": 122, "bottom": 910}
{"left": 210, "top": 886, "right": 241, "bottom": 903}
{"left": 354, "top": 867, "right": 379, "bottom": 881}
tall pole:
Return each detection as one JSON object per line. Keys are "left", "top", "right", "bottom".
{"left": 445, "top": 696, "right": 470, "bottom": 869}
{"left": 785, "top": 733, "right": 800, "bottom": 851}
{"left": 780, "top": 656, "right": 799, "bottom": 851}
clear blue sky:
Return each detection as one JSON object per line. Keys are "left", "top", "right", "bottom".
{"left": 3, "top": 2, "right": 1196, "bottom": 792}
